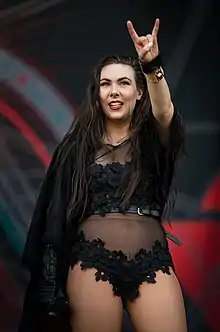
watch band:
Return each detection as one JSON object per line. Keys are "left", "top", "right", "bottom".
{"left": 139, "top": 54, "right": 162, "bottom": 74}
{"left": 146, "top": 66, "right": 164, "bottom": 83}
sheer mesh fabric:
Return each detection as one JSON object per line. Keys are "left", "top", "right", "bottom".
{"left": 17, "top": 110, "right": 184, "bottom": 325}
{"left": 78, "top": 139, "right": 167, "bottom": 259}
{"left": 94, "top": 137, "right": 131, "bottom": 165}
{"left": 78, "top": 214, "right": 167, "bottom": 259}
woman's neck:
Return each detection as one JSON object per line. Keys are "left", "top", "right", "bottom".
{"left": 105, "top": 120, "right": 130, "bottom": 145}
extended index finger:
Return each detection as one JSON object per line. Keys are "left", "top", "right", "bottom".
{"left": 127, "top": 21, "right": 140, "bottom": 44}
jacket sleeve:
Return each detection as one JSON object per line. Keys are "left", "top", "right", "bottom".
{"left": 21, "top": 146, "right": 61, "bottom": 272}
{"left": 18, "top": 145, "right": 72, "bottom": 331}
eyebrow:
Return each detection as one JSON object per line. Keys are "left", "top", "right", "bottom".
{"left": 100, "top": 77, "right": 132, "bottom": 82}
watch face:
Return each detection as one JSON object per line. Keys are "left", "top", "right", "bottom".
{"left": 151, "top": 68, "right": 163, "bottom": 81}
{"left": 155, "top": 68, "right": 164, "bottom": 79}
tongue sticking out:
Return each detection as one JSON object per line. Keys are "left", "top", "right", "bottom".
{"left": 109, "top": 102, "right": 123, "bottom": 111}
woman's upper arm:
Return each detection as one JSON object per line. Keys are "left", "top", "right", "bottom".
{"left": 151, "top": 106, "right": 185, "bottom": 157}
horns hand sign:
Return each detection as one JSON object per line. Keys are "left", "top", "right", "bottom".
{"left": 127, "top": 19, "right": 160, "bottom": 63}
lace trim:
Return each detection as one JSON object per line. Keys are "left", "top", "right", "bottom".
{"left": 88, "top": 162, "right": 163, "bottom": 216}
{"left": 70, "top": 231, "right": 174, "bottom": 301}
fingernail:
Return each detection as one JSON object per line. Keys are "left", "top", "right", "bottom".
{"left": 148, "top": 42, "right": 153, "bottom": 48}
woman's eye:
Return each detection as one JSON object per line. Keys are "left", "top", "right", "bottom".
{"left": 120, "top": 81, "right": 130, "bottom": 85}
{"left": 100, "top": 82, "right": 109, "bottom": 86}
{"left": 100, "top": 81, "right": 130, "bottom": 86}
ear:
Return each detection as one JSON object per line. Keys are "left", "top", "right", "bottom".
{"left": 137, "top": 89, "right": 143, "bottom": 100}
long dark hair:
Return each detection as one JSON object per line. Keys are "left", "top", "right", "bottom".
{"left": 54, "top": 55, "right": 184, "bottom": 225}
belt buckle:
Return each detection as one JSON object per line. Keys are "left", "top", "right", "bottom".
{"left": 137, "top": 207, "right": 145, "bottom": 216}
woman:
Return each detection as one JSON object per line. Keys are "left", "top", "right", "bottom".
{"left": 18, "top": 19, "right": 187, "bottom": 332}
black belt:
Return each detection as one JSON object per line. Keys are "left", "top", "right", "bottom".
{"left": 93, "top": 206, "right": 182, "bottom": 246}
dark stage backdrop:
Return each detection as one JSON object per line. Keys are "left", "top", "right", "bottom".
{"left": 0, "top": 1, "right": 219, "bottom": 331}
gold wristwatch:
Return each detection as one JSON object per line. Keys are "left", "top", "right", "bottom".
{"left": 146, "top": 67, "right": 164, "bottom": 83}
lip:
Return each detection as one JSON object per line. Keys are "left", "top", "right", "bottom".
{"left": 108, "top": 101, "right": 124, "bottom": 111}
{"left": 108, "top": 100, "right": 124, "bottom": 106}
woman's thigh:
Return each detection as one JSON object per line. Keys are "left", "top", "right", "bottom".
{"left": 66, "top": 262, "right": 123, "bottom": 332}
{"left": 126, "top": 269, "right": 187, "bottom": 332}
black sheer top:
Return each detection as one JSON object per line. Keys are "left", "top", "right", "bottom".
{"left": 78, "top": 138, "right": 166, "bottom": 258}
{"left": 19, "top": 108, "right": 184, "bottom": 320}
{"left": 77, "top": 109, "right": 184, "bottom": 258}
{"left": 87, "top": 138, "right": 163, "bottom": 216}
{"left": 22, "top": 108, "right": 184, "bottom": 271}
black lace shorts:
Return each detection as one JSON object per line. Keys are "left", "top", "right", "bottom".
{"left": 70, "top": 231, "right": 174, "bottom": 302}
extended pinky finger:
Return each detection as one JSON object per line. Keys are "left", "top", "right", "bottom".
{"left": 152, "top": 18, "right": 160, "bottom": 37}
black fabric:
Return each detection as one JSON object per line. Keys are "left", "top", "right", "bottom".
{"left": 85, "top": 108, "right": 184, "bottom": 221}
{"left": 17, "top": 275, "right": 71, "bottom": 332}
{"left": 18, "top": 145, "right": 73, "bottom": 331}
{"left": 70, "top": 231, "right": 174, "bottom": 302}
{"left": 18, "top": 108, "right": 184, "bottom": 331}
{"left": 87, "top": 161, "right": 163, "bottom": 216}
{"left": 139, "top": 54, "right": 163, "bottom": 74}
{"left": 78, "top": 212, "right": 167, "bottom": 261}
{"left": 21, "top": 144, "right": 73, "bottom": 272}
{"left": 21, "top": 146, "right": 59, "bottom": 273}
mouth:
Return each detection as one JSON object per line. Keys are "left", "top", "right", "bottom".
{"left": 108, "top": 101, "right": 124, "bottom": 111}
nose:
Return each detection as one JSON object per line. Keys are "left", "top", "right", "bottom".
{"left": 110, "top": 90, "right": 120, "bottom": 98}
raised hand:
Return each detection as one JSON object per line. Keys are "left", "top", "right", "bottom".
{"left": 127, "top": 19, "right": 160, "bottom": 63}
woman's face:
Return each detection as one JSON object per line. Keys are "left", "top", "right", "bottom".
{"left": 99, "top": 64, "right": 142, "bottom": 122}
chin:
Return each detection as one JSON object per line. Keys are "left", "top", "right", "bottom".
{"left": 106, "top": 111, "right": 129, "bottom": 122}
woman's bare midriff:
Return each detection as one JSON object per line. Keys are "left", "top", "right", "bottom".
{"left": 78, "top": 213, "right": 166, "bottom": 258}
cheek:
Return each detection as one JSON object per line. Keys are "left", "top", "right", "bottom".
{"left": 125, "top": 91, "right": 138, "bottom": 105}
{"left": 125, "top": 92, "right": 138, "bottom": 113}
{"left": 99, "top": 89, "right": 108, "bottom": 104}
{"left": 124, "top": 86, "right": 138, "bottom": 99}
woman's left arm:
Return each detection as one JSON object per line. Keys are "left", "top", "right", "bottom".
{"left": 127, "top": 18, "right": 174, "bottom": 130}
{"left": 145, "top": 73, "right": 174, "bottom": 128}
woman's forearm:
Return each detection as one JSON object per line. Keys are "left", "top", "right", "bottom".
{"left": 145, "top": 71, "right": 174, "bottom": 127}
